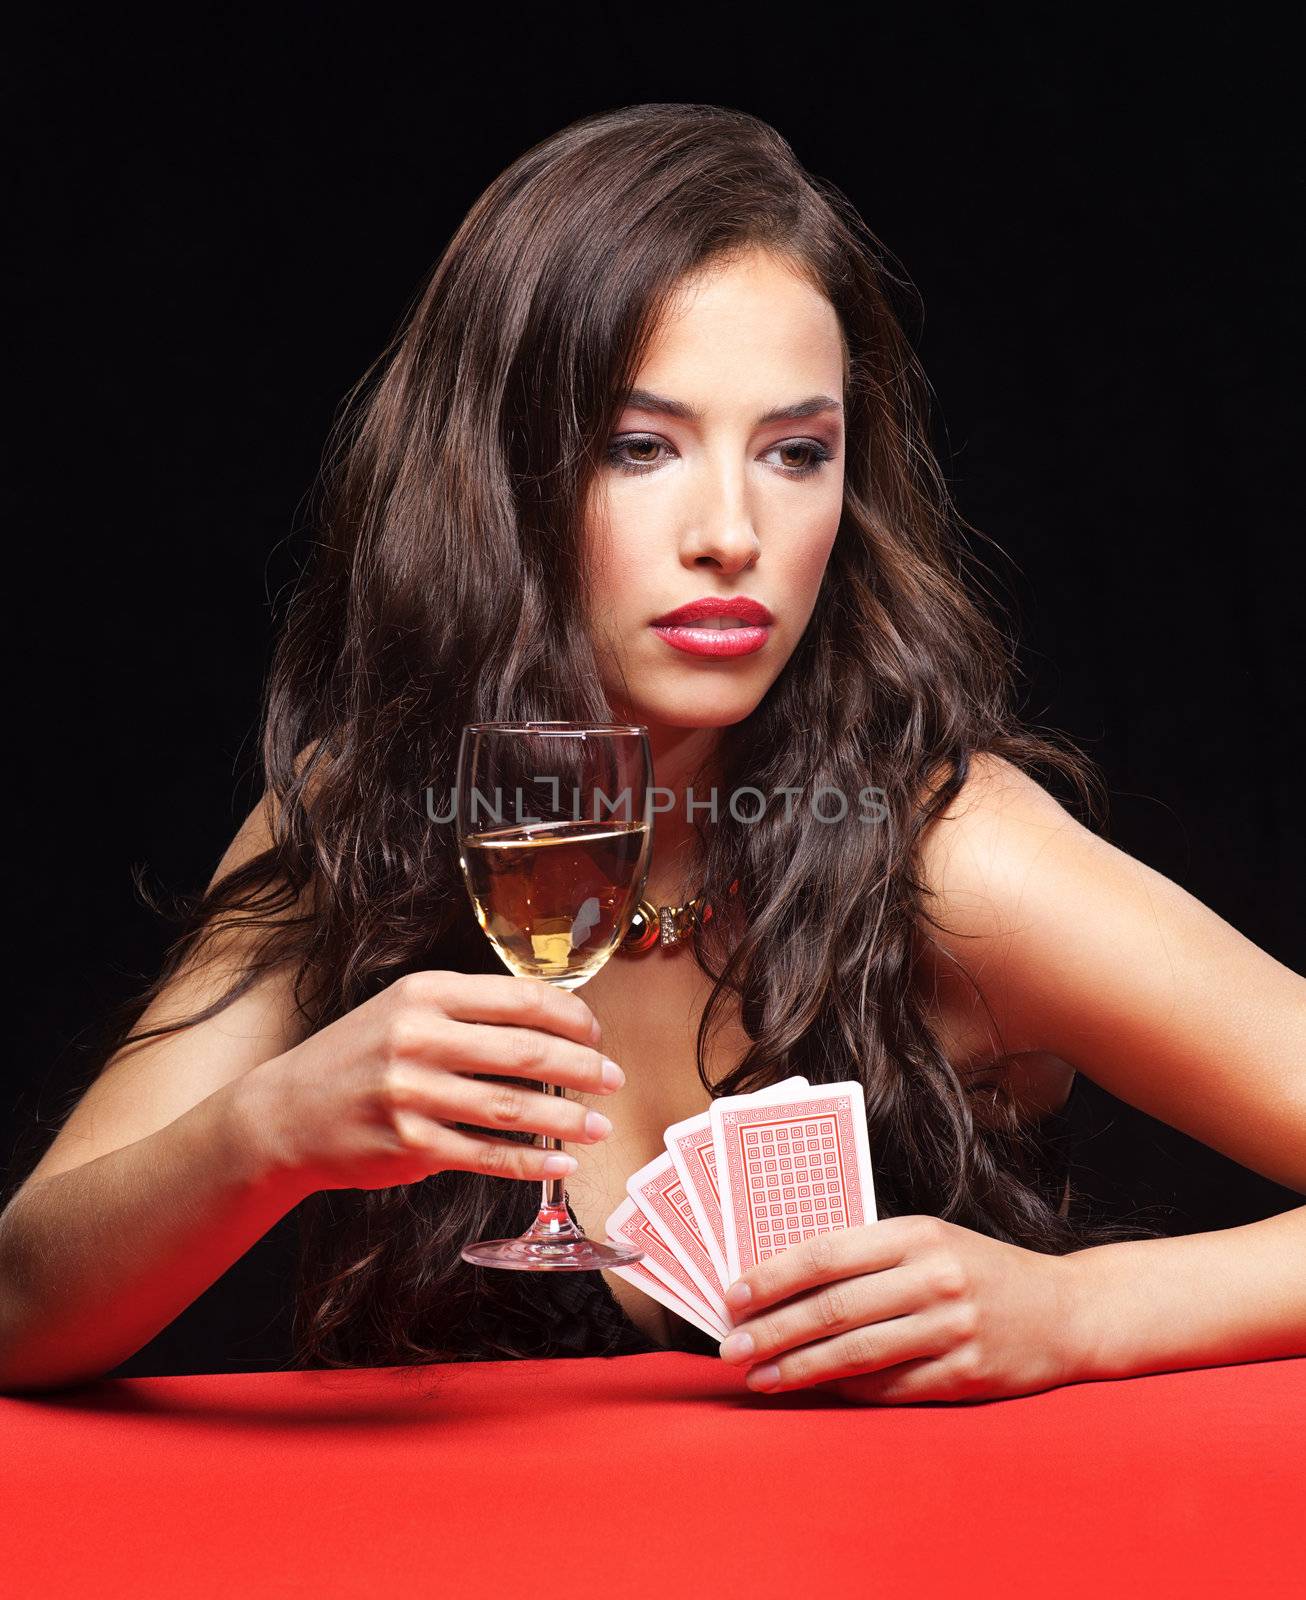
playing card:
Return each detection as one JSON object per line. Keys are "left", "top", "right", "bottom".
{"left": 664, "top": 1076, "right": 810, "bottom": 1294}
{"left": 592, "top": 1076, "right": 875, "bottom": 1352}
{"left": 626, "top": 1151, "right": 732, "bottom": 1324}
{"left": 711, "top": 1081, "right": 876, "bottom": 1285}
{"left": 603, "top": 1196, "right": 730, "bottom": 1340}
{"left": 599, "top": 1203, "right": 728, "bottom": 1342}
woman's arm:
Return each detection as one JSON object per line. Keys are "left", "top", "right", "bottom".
{"left": 1065, "top": 1206, "right": 1306, "bottom": 1381}
{"left": 920, "top": 752, "right": 1306, "bottom": 1381}
{"left": 0, "top": 792, "right": 314, "bottom": 1392}
{"left": 716, "top": 754, "right": 1306, "bottom": 1401}
{"left": 2, "top": 768, "right": 620, "bottom": 1393}
{"left": 0, "top": 1076, "right": 302, "bottom": 1392}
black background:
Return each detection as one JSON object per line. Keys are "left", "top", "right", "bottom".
{"left": 6, "top": 15, "right": 1303, "bottom": 1205}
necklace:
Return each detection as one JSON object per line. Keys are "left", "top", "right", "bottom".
{"left": 617, "top": 878, "right": 740, "bottom": 955}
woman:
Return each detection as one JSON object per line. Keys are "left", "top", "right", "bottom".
{"left": 3, "top": 103, "right": 1303, "bottom": 1399}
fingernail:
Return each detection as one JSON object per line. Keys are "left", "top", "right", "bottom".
{"left": 542, "top": 1154, "right": 578, "bottom": 1176}
{"left": 584, "top": 1110, "right": 613, "bottom": 1139}
{"left": 725, "top": 1281, "right": 752, "bottom": 1310}
{"left": 718, "top": 1331, "right": 755, "bottom": 1363}
{"left": 601, "top": 1057, "right": 625, "bottom": 1089}
{"left": 590, "top": 1017, "right": 603, "bottom": 1045}
{"left": 746, "top": 1363, "right": 781, "bottom": 1391}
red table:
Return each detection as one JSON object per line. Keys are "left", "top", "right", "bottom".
{"left": 3, "top": 1351, "right": 1303, "bottom": 1597}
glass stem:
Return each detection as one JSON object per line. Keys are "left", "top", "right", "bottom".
{"left": 531, "top": 1080, "right": 582, "bottom": 1239}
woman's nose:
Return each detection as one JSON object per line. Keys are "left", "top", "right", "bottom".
{"left": 679, "top": 469, "right": 762, "bottom": 572}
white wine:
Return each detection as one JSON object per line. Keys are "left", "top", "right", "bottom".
{"left": 460, "top": 818, "right": 650, "bottom": 987}
{"left": 454, "top": 722, "right": 653, "bottom": 1271}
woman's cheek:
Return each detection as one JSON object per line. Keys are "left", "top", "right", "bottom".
{"left": 788, "top": 521, "right": 841, "bottom": 601}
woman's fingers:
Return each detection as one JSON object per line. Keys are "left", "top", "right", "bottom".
{"left": 733, "top": 1307, "right": 961, "bottom": 1394}
{"left": 378, "top": 973, "right": 621, "bottom": 1094}
{"left": 453, "top": 1021, "right": 618, "bottom": 1094}
{"left": 719, "top": 1261, "right": 932, "bottom": 1366}
{"left": 397, "top": 970, "right": 602, "bottom": 1049}
{"left": 395, "top": 1016, "right": 619, "bottom": 1096}
{"left": 383, "top": 1061, "right": 613, "bottom": 1145}
{"left": 392, "top": 1113, "right": 581, "bottom": 1180}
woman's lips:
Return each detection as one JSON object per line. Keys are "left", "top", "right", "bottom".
{"left": 648, "top": 596, "right": 774, "bottom": 658}
{"left": 649, "top": 621, "right": 772, "bottom": 658}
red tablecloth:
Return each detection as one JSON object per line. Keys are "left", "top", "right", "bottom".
{"left": 3, "top": 1351, "right": 1303, "bottom": 1598}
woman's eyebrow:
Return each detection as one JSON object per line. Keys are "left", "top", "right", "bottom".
{"left": 621, "top": 388, "right": 843, "bottom": 425}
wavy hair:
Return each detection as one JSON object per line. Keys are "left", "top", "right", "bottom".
{"left": 61, "top": 103, "right": 1145, "bottom": 1368}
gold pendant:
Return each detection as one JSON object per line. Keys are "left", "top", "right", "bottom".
{"left": 617, "top": 880, "right": 739, "bottom": 957}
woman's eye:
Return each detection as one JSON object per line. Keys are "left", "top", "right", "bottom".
{"left": 764, "top": 441, "right": 834, "bottom": 478}
{"left": 604, "top": 436, "right": 835, "bottom": 479}
{"left": 605, "top": 436, "right": 670, "bottom": 473}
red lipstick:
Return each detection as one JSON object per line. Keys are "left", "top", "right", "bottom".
{"left": 649, "top": 596, "right": 775, "bottom": 659}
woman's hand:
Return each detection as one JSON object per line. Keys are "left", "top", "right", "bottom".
{"left": 717, "top": 1214, "right": 1082, "bottom": 1404}
{"left": 230, "top": 970, "right": 622, "bottom": 1199}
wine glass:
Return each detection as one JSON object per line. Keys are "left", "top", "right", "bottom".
{"left": 454, "top": 721, "right": 652, "bottom": 1270}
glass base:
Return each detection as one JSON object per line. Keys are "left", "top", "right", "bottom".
{"left": 460, "top": 1205, "right": 645, "bottom": 1272}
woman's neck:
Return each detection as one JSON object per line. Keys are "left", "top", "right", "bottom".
{"left": 641, "top": 722, "right": 722, "bottom": 905}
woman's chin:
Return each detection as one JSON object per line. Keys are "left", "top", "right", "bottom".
{"left": 609, "top": 696, "right": 761, "bottom": 732}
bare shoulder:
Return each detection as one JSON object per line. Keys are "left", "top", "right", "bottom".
{"left": 912, "top": 751, "right": 1306, "bottom": 1188}
{"left": 914, "top": 751, "right": 1094, "bottom": 943}
{"left": 919, "top": 749, "right": 1082, "bottom": 839}
{"left": 911, "top": 752, "right": 1094, "bottom": 1083}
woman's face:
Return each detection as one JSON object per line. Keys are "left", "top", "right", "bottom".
{"left": 583, "top": 247, "right": 846, "bottom": 735}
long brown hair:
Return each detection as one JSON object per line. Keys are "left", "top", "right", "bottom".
{"left": 58, "top": 103, "right": 1140, "bottom": 1367}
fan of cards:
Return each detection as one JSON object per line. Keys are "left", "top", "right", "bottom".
{"left": 603, "top": 1077, "right": 878, "bottom": 1342}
